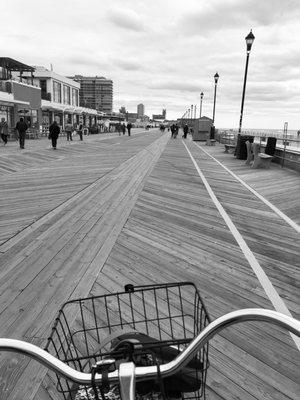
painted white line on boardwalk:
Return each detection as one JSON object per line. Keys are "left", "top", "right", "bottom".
{"left": 182, "top": 140, "right": 300, "bottom": 350}
{"left": 193, "top": 142, "right": 300, "bottom": 234}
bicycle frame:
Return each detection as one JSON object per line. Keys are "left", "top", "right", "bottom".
{"left": 1, "top": 308, "right": 299, "bottom": 400}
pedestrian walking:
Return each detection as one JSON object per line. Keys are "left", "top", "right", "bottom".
{"left": 0, "top": 118, "right": 8, "bottom": 145}
{"left": 65, "top": 122, "right": 73, "bottom": 141}
{"left": 48, "top": 120, "right": 60, "bottom": 149}
{"left": 122, "top": 123, "right": 126, "bottom": 135}
{"left": 173, "top": 124, "right": 179, "bottom": 138}
{"left": 78, "top": 124, "right": 83, "bottom": 141}
{"left": 116, "top": 122, "right": 121, "bottom": 136}
{"left": 15, "top": 117, "right": 28, "bottom": 149}
{"left": 183, "top": 124, "right": 189, "bottom": 139}
{"left": 170, "top": 124, "right": 175, "bottom": 138}
{"left": 127, "top": 122, "right": 132, "bottom": 136}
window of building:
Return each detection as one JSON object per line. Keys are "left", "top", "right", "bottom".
{"left": 63, "top": 85, "right": 71, "bottom": 105}
{"left": 53, "top": 81, "right": 61, "bottom": 103}
{"left": 72, "top": 88, "right": 78, "bottom": 106}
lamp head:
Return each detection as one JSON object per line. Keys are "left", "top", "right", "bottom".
{"left": 214, "top": 72, "right": 219, "bottom": 84}
{"left": 245, "top": 29, "right": 255, "bottom": 52}
{"left": 200, "top": 92, "right": 204, "bottom": 99}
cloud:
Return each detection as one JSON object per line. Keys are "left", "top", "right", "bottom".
{"left": 68, "top": 55, "right": 109, "bottom": 69}
{"left": 180, "top": 0, "right": 300, "bottom": 35}
{"left": 108, "top": 8, "right": 145, "bottom": 31}
{"left": 148, "top": 81, "right": 203, "bottom": 92}
{"left": 113, "top": 59, "right": 145, "bottom": 71}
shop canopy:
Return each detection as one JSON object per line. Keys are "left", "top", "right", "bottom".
{"left": 0, "top": 57, "right": 35, "bottom": 73}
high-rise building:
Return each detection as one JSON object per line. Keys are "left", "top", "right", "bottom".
{"left": 137, "top": 103, "right": 144, "bottom": 118}
{"left": 70, "top": 75, "right": 113, "bottom": 113}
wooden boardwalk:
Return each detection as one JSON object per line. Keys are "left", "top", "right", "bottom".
{"left": 0, "top": 131, "right": 299, "bottom": 399}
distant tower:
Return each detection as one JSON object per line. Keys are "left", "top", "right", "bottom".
{"left": 137, "top": 103, "right": 145, "bottom": 118}
{"left": 162, "top": 108, "right": 166, "bottom": 119}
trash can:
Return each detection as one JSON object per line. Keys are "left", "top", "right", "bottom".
{"left": 235, "top": 135, "right": 254, "bottom": 159}
{"left": 265, "top": 137, "right": 277, "bottom": 156}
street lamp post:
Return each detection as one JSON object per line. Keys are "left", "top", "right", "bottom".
{"left": 238, "top": 30, "right": 255, "bottom": 133}
{"left": 200, "top": 92, "right": 204, "bottom": 118}
{"left": 212, "top": 73, "right": 219, "bottom": 124}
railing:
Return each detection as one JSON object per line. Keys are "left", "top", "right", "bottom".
{"left": 218, "top": 130, "right": 300, "bottom": 169}
{"left": 6, "top": 127, "right": 41, "bottom": 141}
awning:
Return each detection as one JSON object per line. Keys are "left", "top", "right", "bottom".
{"left": 0, "top": 57, "right": 35, "bottom": 72}
{"left": 41, "top": 100, "right": 98, "bottom": 115}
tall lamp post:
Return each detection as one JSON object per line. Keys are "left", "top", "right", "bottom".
{"left": 200, "top": 92, "right": 204, "bottom": 118}
{"left": 238, "top": 30, "right": 255, "bottom": 133}
{"left": 212, "top": 72, "right": 219, "bottom": 123}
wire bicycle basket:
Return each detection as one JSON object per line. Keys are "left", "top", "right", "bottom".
{"left": 45, "top": 282, "right": 210, "bottom": 399}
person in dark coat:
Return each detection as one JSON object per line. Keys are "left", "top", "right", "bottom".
{"left": 122, "top": 123, "right": 126, "bottom": 135}
{"left": 0, "top": 118, "right": 8, "bottom": 145}
{"left": 78, "top": 124, "right": 83, "bottom": 141}
{"left": 170, "top": 124, "right": 175, "bottom": 138}
{"left": 173, "top": 124, "right": 179, "bottom": 138}
{"left": 15, "top": 117, "right": 28, "bottom": 149}
{"left": 49, "top": 121, "right": 60, "bottom": 149}
{"left": 183, "top": 124, "right": 189, "bottom": 139}
{"left": 127, "top": 122, "right": 132, "bottom": 136}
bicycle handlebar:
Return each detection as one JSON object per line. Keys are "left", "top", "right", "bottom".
{"left": 0, "top": 309, "right": 299, "bottom": 387}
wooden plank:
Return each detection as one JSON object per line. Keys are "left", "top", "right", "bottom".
{"left": 0, "top": 133, "right": 299, "bottom": 400}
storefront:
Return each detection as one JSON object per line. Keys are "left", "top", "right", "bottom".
{"left": 0, "top": 103, "right": 14, "bottom": 130}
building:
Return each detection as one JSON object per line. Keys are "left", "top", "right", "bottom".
{"left": 137, "top": 103, "right": 144, "bottom": 118}
{"left": 29, "top": 66, "right": 80, "bottom": 129}
{"left": 71, "top": 75, "right": 113, "bottom": 114}
{"left": 152, "top": 108, "right": 166, "bottom": 121}
{"left": 21, "top": 66, "right": 99, "bottom": 131}
{"left": 0, "top": 57, "right": 42, "bottom": 133}
{"left": 126, "top": 112, "right": 138, "bottom": 123}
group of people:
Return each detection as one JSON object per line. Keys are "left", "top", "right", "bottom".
{"left": 169, "top": 123, "right": 214, "bottom": 140}
{"left": 0, "top": 117, "right": 29, "bottom": 149}
{"left": 0, "top": 117, "right": 136, "bottom": 150}
{"left": 63, "top": 122, "right": 88, "bottom": 142}
{"left": 115, "top": 122, "right": 132, "bottom": 136}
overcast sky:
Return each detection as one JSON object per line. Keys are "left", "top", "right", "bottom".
{"left": 2, "top": 0, "right": 300, "bottom": 129}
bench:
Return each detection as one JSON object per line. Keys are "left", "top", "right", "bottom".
{"left": 206, "top": 139, "right": 216, "bottom": 146}
{"left": 245, "top": 140, "right": 254, "bottom": 165}
{"left": 251, "top": 143, "right": 273, "bottom": 169}
{"left": 224, "top": 144, "right": 236, "bottom": 153}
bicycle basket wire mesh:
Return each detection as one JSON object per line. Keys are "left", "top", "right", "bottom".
{"left": 45, "top": 282, "right": 210, "bottom": 400}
